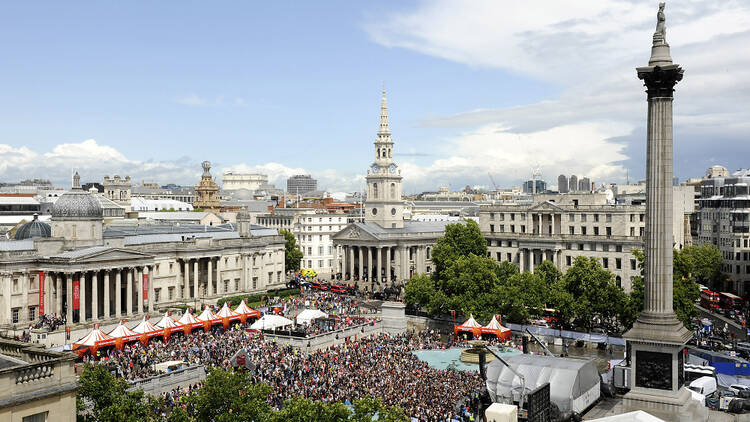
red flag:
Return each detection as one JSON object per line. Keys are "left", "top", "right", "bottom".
{"left": 72, "top": 279, "right": 80, "bottom": 310}
{"left": 38, "top": 272, "right": 45, "bottom": 315}
{"left": 142, "top": 273, "right": 149, "bottom": 301}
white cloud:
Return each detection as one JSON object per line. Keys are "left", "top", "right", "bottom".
{"left": 365, "top": 0, "right": 750, "bottom": 185}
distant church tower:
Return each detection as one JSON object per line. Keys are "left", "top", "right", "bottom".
{"left": 365, "top": 88, "right": 404, "bottom": 229}
{"left": 194, "top": 161, "right": 221, "bottom": 211}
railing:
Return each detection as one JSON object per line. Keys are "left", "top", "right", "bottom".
{"left": 128, "top": 364, "right": 207, "bottom": 394}
{"left": 505, "top": 323, "right": 626, "bottom": 346}
{"left": 14, "top": 361, "right": 56, "bottom": 385}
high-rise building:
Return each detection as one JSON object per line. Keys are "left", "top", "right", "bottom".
{"left": 286, "top": 175, "right": 317, "bottom": 195}
{"left": 558, "top": 175, "right": 569, "bottom": 193}
{"left": 579, "top": 177, "right": 591, "bottom": 192}
{"left": 568, "top": 175, "right": 578, "bottom": 192}
{"left": 222, "top": 172, "right": 268, "bottom": 191}
{"left": 522, "top": 180, "right": 547, "bottom": 194}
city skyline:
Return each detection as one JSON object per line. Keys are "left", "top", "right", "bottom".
{"left": 2, "top": 1, "right": 750, "bottom": 193}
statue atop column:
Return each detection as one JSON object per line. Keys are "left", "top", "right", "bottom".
{"left": 654, "top": 2, "right": 666, "bottom": 44}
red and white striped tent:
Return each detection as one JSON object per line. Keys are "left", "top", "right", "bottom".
{"left": 197, "top": 305, "right": 221, "bottom": 331}
{"left": 155, "top": 312, "right": 182, "bottom": 330}
{"left": 132, "top": 316, "right": 161, "bottom": 339}
{"left": 217, "top": 302, "right": 242, "bottom": 328}
{"left": 108, "top": 321, "right": 140, "bottom": 349}
{"left": 73, "top": 325, "right": 115, "bottom": 355}
{"left": 481, "top": 315, "right": 511, "bottom": 341}
{"left": 454, "top": 314, "right": 482, "bottom": 338}
{"left": 178, "top": 309, "right": 203, "bottom": 334}
{"left": 233, "top": 300, "right": 261, "bottom": 323}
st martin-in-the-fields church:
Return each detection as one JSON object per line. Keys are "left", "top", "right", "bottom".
{"left": 332, "top": 89, "right": 461, "bottom": 292}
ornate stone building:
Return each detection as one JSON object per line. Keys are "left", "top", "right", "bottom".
{"left": 0, "top": 175, "right": 285, "bottom": 334}
{"left": 332, "top": 89, "right": 457, "bottom": 291}
{"left": 193, "top": 161, "right": 221, "bottom": 211}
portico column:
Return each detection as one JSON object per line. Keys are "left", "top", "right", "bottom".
{"left": 136, "top": 267, "right": 144, "bottom": 315}
{"left": 147, "top": 265, "right": 154, "bottom": 313}
{"left": 80, "top": 272, "right": 87, "bottom": 322}
{"left": 358, "top": 247, "right": 364, "bottom": 281}
{"left": 193, "top": 259, "right": 199, "bottom": 299}
{"left": 92, "top": 270, "right": 99, "bottom": 321}
{"left": 538, "top": 214, "right": 543, "bottom": 236}
{"left": 386, "top": 247, "right": 391, "bottom": 283}
{"left": 348, "top": 247, "right": 354, "bottom": 280}
{"left": 126, "top": 268, "right": 133, "bottom": 316}
{"left": 376, "top": 247, "right": 382, "bottom": 283}
{"left": 207, "top": 259, "right": 213, "bottom": 296}
{"left": 103, "top": 271, "right": 110, "bottom": 320}
{"left": 55, "top": 273, "right": 62, "bottom": 317}
{"left": 519, "top": 249, "right": 526, "bottom": 272}
{"left": 529, "top": 250, "right": 535, "bottom": 273}
{"left": 552, "top": 250, "right": 558, "bottom": 269}
{"left": 65, "top": 273, "right": 73, "bottom": 323}
{"left": 183, "top": 260, "right": 189, "bottom": 299}
{"left": 115, "top": 270, "right": 122, "bottom": 319}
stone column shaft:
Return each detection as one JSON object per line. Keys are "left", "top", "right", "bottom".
{"left": 147, "top": 266, "right": 154, "bottom": 313}
{"left": 376, "top": 247, "right": 382, "bottom": 283}
{"left": 66, "top": 273, "right": 73, "bottom": 323}
{"left": 104, "top": 272, "right": 110, "bottom": 319}
{"left": 193, "top": 260, "right": 199, "bottom": 299}
{"left": 137, "top": 267, "right": 144, "bottom": 314}
{"left": 386, "top": 247, "right": 391, "bottom": 283}
{"left": 92, "top": 271, "right": 99, "bottom": 321}
{"left": 115, "top": 270, "right": 122, "bottom": 319}
{"left": 358, "top": 247, "right": 364, "bottom": 282}
{"left": 80, "top": 272, "right": 87, "bottom": 322}
{"left": 126, "top": 269, "right": 133, "bottom": 316}
{"left": 208, "top": 259, "right": 213, "bottom": 296}
{"left": 55, "top": 274, "right": 62, "bottom": 317}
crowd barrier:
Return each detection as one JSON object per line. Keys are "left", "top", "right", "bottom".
{"left": 504, "top": 323, "right": 626, "bottom": 346}
{"left": 264, "top": 321, "right": 382, "bottom": 351}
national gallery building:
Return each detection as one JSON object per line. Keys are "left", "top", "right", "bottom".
{"left": 0, "top": 173, "right": 285, "bottom": 329}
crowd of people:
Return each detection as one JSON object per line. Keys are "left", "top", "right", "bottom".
{"left": 33, "top": 313, "right": 66, "bottom": 331}
{"left": 86, "top": 323, "right": 483, "bottom": 421}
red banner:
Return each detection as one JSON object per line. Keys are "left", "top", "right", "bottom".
{"left": 142, "top": 274, "right": 149, "bottom": 301}
{"left": 72, "top": 279, "right": 80, "bottom": 310}
{"left": 38, "top": 272, "right": 45, "bottom": 315}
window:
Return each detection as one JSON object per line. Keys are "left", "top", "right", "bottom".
{"left": 569, "top": 213, "right": 575, "bottom": 221}
{"left": 603, "top": 258, "right": 609, "bottom": 268}
{"left": 500, "top": 225, "right": 505, "bottom": 232}
{"left": 235, "top": 279, "right": 240, "bottom": 291}
{"left": 581, "top": 214, "right": 587, "bottom": 222}
{"left": 593, "top": 227, "right": 599, "bottom": 236}
{"left": 594, "top": 214, "right": 600, "bottom": 222}
{"left": 581, "top": 227, "right": 587, "bottom": 235}
{"left": 631, "top": 259, "right": 636, "bottom": 270}
{"left": 496, "top": 252, "right": 502, "bottom": 261}
{"left": 566, "top": 256, "right": 572, "bottom": 266}
{"left": 490, "top": 224, "right": 495, "bottom": 232}
{"left": 307, "top": 247, "right": 312, "bottom": 255}
{"left": 630, "top": 214, "right": 635, "bottom": 222}
{"left": 426, "top": 248, "right": 431, "bottom": 259}
{"left": 318, "top": 246, "right": 323, "bottom": 255}
{"left": 373, "top": 183, "right": 378, "bottom": 198}
{"left": 639, "top": 227, "right": 644, "bottom": 237}
{"left": 390, "top": 183, "right": 395, "bottom": 198}
{"left": 507, "top": 252, "right": 512, "bottom": 261}
{"left": 22, "top": 412, "right": 48, "bottom": 422}
{"left": 606, "top": 227, "right": 612, "bottom": 236}
{"left": 12, "top": 308, "right": 20, "bottom": 324}
{"left": 490, "top": 212, "right": 495, "bottom": 220}
{"left": 168, "top": 287, "right": 174, "bottom": 300}
{"left": 606, "top": 215, "right": 612, "bottom": 223}
{"left": 521, "top": 225, "right": 526, "bottom": 233}
{"left": 630, "top": 227, "right": 635, "bottom": 236}
{"left": 616, "top": 258, "right": 622, "bottom": 269}
{"left": 639, "top": 214, "right": 645, "bottom": 222}
{"left": 569, "top": 226, "right": 574, "bottom": 235}
{"left": 511, "top": 225, "right": 515, "bottom": 233}
{"left": 252, "top": 277, "right": 258, "bottom": 290}
{"left": 28, "top": 306, "right": 36, "bottom": 321}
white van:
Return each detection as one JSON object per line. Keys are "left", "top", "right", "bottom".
{"left": 688, "top": 376, "right": 717, "bottom": 396}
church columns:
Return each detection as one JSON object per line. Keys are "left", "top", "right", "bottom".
{"left": 366, "top": 247, "right": 372, "bottom": 282}
{"left": 348, "top": 247, "right": 354, "bottom": 281}
{"left": 193, "top": 260, "right": 199, "bottom": 299}
{"left": 147, "top": 265, "right": 154, "bottom": 313}
{"left": 115, "top": 270, "right": 122, "bottom": 319}
{"left": 358, "top": 248, "right": 364, "bottom": 282}
{"left": 55, "top": 274, "right": 62, "bottom": 318}
{"left": 79, "top": 272, "right": 87, "bottom": 322}
{"left": 126, "top": 268, "right": 133, "bottom": 316}
{"left": 376, "top": 247, "right": 382, "bottom": 283}
{"left": 91, "top": 271, "right": 99, "bottom": 321}
{"left": 65, "top": 273, "right": 73, "bottom": 323}
{"left": 183, "top": 260, "right": 189, "bottom": 299}
{"left": 529, "top": 249, "right": 535, "bottom": 273}
{"left": 401, "top": 246, "right": 409, "bottom": 280}
{"left": 386, "top": 247, "right": 391, "bottom": 283}
{"left": 207, "top": 259, "right": 213, "bottom": 296}
{"left": 103, "top": 271, "right": 110, "bottom": 320}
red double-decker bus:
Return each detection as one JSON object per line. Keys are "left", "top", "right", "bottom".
{"left": 719, "top": 292, "right": 744, "bottom": 311}
{"left": 700, "top": 289, "right": 720, "bottom": 310}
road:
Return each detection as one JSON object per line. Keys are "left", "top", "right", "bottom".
{"left": 695, "top": 304, "right": 747, "bottom": 341}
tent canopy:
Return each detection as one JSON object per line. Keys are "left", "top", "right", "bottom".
{"left": 75, "top": 327, "right": 113, "bottom": 346}
{"left": 196, "top": 306, "right": 219, "bottom": 322}
{"left": 486, "top": 354, "right": 600, "bottom": 414}
{"left": 250, "top": 314, "right": 293, "bottom": 330}
{"left": 482, "top": 315, "right": 511, "bottom": 340}
{"left": 156, "top": 312, "right": 182, "bottom": 329}
{"left": 217, "top": 303, "right": 240, "bottom": 318}
{"left": 178, "top": 309, "right": 201, "bottom": 326}
{"left": 296, "top": 309, "right": 328, "bottom": 325}
{"left": 459, "top": 315, "right": 482, "bottom": 328}
{"left": 235, "top": 300, "right": 261, "bottom": 318}
{"left": 108, "top": 321, "right": 138, "bottom": 338}
{"left": 132, "top": 317, "right": 159, "bottom": 334}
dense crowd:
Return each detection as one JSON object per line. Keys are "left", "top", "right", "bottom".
{"left": 263, "top": 290, "right": 378, "bottom": 317}
{"left": 33, "top": 314, "right": 66, "bottom": 331}
{"left": 87, "top": 326, "right": 482, "bottom": 421}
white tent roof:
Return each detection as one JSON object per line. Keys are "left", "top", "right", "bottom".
{"left": 587, "top": 411, "right": 664, "bottom": 422}
{"left": 178, "top": 309, "right": 201, "bottom": 325}
{"left": 217, "top": 302, "right": 239, "bottom": 318}
{"left": 108, "top": 321, "right": 138, "bottom": 338}
{"left": 155, "top": 312, "right": 182, "bottom": 329}
{"left": 234, "top": 300, "right": 258, "bottom": 315}
{"left": 196, "top": 306, "right": 219, "bottom": 322}
{"left": 76, "top": 327, "right": 113, "bottom": 346}
{"left": 296, "top": 309, "right": 328, "bottom": 325}
{"left": 250, "top": 314, "right": 293, "bottom": 330}
{"left": 132, "top": 316, "right": 159, "bottom": 334}
{"left": 459, "top": 314, "right": 482, "bottom": 328}
{"left": 484, "top": 315, "right": 509, "bottom": 332}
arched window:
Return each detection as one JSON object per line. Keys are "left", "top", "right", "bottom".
{"left": 389, "top": 148, "right": 392, "bottom": 158}
{"left": 382, "top": 149, "right": 387, "bottom": 158}
{"left": 426, "top": 247, "right": 431, "bottom": 259}
{"left": 390, "top": 183, "right": 395, "bottom": 198}
{"left": 373, "top": 183, "right": 378, "bottom": 198}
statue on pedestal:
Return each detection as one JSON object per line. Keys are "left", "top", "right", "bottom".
{"left": 654, "top": 2, "right": 666, "bottom": 43}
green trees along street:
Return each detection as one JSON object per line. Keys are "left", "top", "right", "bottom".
{"left": 404, "top": 220, "right": 716, "bottom": 333}
{"left": 280, "top": 229, "right": 304, "bottom": 273}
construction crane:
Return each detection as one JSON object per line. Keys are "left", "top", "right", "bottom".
{"left": 487, "top": 172, "right": 499, "bottom": 192}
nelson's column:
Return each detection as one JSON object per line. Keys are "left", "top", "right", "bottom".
{"left": 621, "top": 3, "right": 706, "bottom": 420}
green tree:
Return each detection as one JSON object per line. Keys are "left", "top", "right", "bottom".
{"left": 561, "top": 256, "right": 624, "bottom": 331}
{"left": 535, "top": 260, "right": 562, "bottom": 288}
{"left": 280, "top": 229, "right": 304, "bottom": 273}
{"left": 430, "top": 220, "right": 487, "bottom": 280}
{"left": 77, "top": 364, "right": 161, "bottom": 422}
{"left": 403, "top": 274, "right": 436, "bottom": 310}
{"left": 184, "top": 369, "right": 272, "bottom": 422}
{"left": 271, "top": 397, "right": 350, "bottom": 422}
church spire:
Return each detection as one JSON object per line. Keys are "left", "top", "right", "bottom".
{"left": 379, "top": 84, "right": 389, "bottom": 135}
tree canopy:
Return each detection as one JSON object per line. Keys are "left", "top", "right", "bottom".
{"left": 280, "top": 229, "right": 303, "bottom": 273}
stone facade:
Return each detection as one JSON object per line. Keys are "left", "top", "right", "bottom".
{"left": 193, "top": 161, "right": 221, "bottom": 211}
{"left": 103, "top": 175, "right": 132, "bottom": 209}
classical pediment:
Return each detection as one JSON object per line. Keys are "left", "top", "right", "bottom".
{"left": 331, "top": 224, "right": 379, "bottom": 242}
{"left": 528, "top": 201, "right": 564, "bottom": 212}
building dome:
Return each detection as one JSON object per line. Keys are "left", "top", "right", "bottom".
{"left": 52, "top": 190, "right": 103, "bottom": 220}
{"left": 14, "top": 214, "right": 51, "bottom": 240}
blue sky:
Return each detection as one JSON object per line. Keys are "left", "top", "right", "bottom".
{"left": 1, "top": 1, "right": 749, "bottom": 193}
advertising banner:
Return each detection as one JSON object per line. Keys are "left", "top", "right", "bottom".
{"left": 38, "top": 272, "right": 45, "bottom": 315}
{"left": 72, "top": 279, "right": 80, "bottom": 310}
{"left": 142, "top": 274, "right": 149, "bottom": 301}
